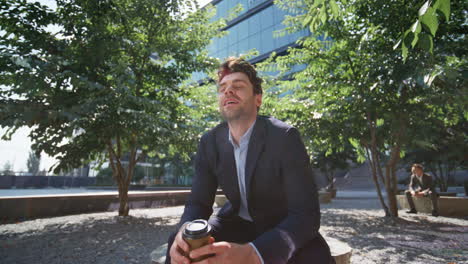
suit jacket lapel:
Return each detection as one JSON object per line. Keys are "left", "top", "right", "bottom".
{"left": 245, "top": 117, "right": 266, "bottom": 200}
{"left": 216, "top": 124, "right": 241, "bottom": 204}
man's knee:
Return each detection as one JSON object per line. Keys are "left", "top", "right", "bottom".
{"left": 287, "top": 235, "right": 333, "bottom": 264}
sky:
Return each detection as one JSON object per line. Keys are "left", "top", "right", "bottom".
{"left": 0, "top": 0, "right": 213, "bottom": 172}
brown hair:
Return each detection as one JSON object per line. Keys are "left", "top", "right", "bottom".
{"left": 218, "top": 57, "right": 263, "bottom": 95}
{"left": 412, "top": 163, "right": 424, "bottom": 170}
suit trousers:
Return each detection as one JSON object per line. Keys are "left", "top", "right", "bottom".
{"left": 166, "top": 215, "right": 335, "bottom": 264}
{"left": 405, "top": 190, "right": 439, "bottom": 213}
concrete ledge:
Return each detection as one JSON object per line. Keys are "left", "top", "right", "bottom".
{"left": 319, "top": 191, "right": 332, "bottom": 204}
{"left": 151, "top": 244, "right": 168, "bottom": 264}
{"left": 439, "top": 192, "right": 457, "bottom": 197}
{"left": 326, "top": 236, "right": 352, "bottom": 264}
{"left": 151, "top": 237, "right": 352, "bottom": 264}
{"left": 397, "top": 194, "right": 468, "bottom": 217}
{"left": 0, "top": 191, "right": 222, "bottom": 221}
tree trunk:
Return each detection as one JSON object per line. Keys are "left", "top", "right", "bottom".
{"left": 365, "top": 147, "right": 390, "bottom": 216}
{"left": 365, "top": 112, "right": 391, "bottom": 216}
{"left": 118, "top": 182, "right": 130, "bottom": 216}
{"left": 437, "top": 161, "right": 448, "bottom": 192}
{"left": 383, "top": 163, "right": 395, "bottom": 216}
{"left": 329, "top": 172, "right": 335, "bottom": 190}
{"left": 108, "top": 138, "right": 133, "bottom": 217}
{"left": 385, "top": 163, "right": 398, "bottom": 217}
{"left": 326, "top": 165, "right": 335, "bottom": 190}
{"left": 385, "top": 121, "right": 404, "bottom": 217}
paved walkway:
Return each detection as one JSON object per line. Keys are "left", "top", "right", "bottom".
{"left": 1, "top": 192, "right": 467, "bottom": 264}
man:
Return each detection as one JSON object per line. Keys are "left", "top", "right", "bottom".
{"left": 405, "top": 163, "right": 439, "bottom": 217}
{"left": 166, "top": 57, "right": 333, "bottom": 264}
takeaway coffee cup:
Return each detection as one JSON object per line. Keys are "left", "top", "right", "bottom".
{"left": 182, "top": 219, "right": 213, "bottom": 262}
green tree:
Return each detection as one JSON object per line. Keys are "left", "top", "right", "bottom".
{"left": 403, "top": 116, "right": 467, "bottom": 191}
{"left": 264, "top": 0, "right": 466, "bottom": 217}
{"left": 26, "top": 149, "right": 41, "bottom": 176}
{"left": 0, "top": 0, "right": 223, "bottom": 216}
{"left": 395, "top": 0, "right": 452, "bottom": 60}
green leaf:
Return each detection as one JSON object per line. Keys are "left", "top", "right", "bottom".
{"left": 400, "top": 150, "right": 406, "bottom": 159}
{"left": 402, "top": 41, "right": 409, "bottom": 60}
{"left": 411, "top": 33, "right": 419, "bottom": 48}
{"left": 393, "top": 36, "right": 403, "bottom": 50}
{"left": 403, "top": 30, "right": 415, "bottom": 48}
{"left": 302, "top": 15, "right": 313, "bottom": 27}
{"left": 349, "top": 138, "right": 360, "bottom": 149}
{"left": 411, "top": 20, "right": 422, "bottom": 33}
{"left": 435, "top": 0, "right": 450, "bottom": 22}
{"left": 312, "top": 0, "right": 325, "bottom": 8}
{"left": 376, "top": 119, "right": 384, "bottom": 127}
{"left": 418, "top": 33, "right": 434, "bottom": 53}
{"left": 320, "top": 8, "right": 327, "bottom": 24}
{"left": 420, "top": 7, "right": 439, "bottom": 37}
{"left": 330, "top": 0, "right": 339, "bottom": 17}
{"left": 418, "top": 1, "right": 431, "bottom": 16}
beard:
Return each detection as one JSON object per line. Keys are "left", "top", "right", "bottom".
{"left": 220, "top": 106, "right": 247, "bottom": 121}
{"left": 219, "top": 94, "right": 257, "bottom": 122}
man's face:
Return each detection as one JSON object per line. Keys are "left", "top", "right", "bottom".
{"left": 412, "top": 167, "right": 423, "bottom": 176}
{"left": 218, "top": 72, "right": 262, "bottom": 122}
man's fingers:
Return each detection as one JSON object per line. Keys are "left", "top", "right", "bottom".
{"left": 192, "top": 255, "right": 218, "bottom": 264}
{"left": 170, "top": 231, "right": 191, "bottom": 264}
{"left": 175, "top": 231, "right": 190, "bottom": 253}
{"left": 170, "top": 244, "right": 190, "bottom": 264}
{"left": 190, "top": 242, "right": 231, "bottom": 259}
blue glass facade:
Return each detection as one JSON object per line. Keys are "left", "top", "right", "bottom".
{"left": 207, "top": 0, "right": 309, "bottom": 63}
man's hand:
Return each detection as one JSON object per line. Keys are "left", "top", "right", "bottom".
{"left": 169, "top": 227, "right": 191, "bottom": 264}
{"left": 414, "top": 191, "right": 424, "bottom": 197}
{"left": 189, "top": 242, "right": 262, "bottom": 264}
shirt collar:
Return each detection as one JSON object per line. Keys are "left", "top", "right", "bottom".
{"left": 228, "top": 120, "right": 256, "bottom": 148}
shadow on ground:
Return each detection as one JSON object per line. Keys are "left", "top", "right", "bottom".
{"left": 0, "top": 214, "right": 178, "bottom": 264}
{"left": 321, "top": 207, "right": 468, "bottom": 264}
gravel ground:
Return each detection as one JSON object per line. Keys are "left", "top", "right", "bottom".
{"left": 1, "top": 197, "right": 467, "bottom": 264}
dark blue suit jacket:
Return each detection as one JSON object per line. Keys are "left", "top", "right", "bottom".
{"left": 178, "top": 116, "right": 322, "bottom": 263}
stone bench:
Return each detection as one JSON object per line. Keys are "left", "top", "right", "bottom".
{"left": 0, "top": 191, "right": 191, "bottom": 221}
{"left": 438, "top": 192, "right": 457, "bottom": 197}
{"left": 396, "top": 194, "right": 468, "bottom": 217}
{"left": 151, "top": 237, "right": 352, "bottom": 264}
{"left": 397, "top": 190, "right": 458, "bottom": 197}
{"left": 0, "top": 190, "right": 224, "bottom": 221}
{"left": 318, "top": 191, "right": 333, "bottom": 204}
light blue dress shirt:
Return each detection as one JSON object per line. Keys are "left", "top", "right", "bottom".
{"left": 228, "top": 120, "right": 256, "bottom": 221}
{"left": 228, "top": 120, "right": 265, "bottom": 264}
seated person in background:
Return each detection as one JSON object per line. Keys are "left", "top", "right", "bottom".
{"left": 405, "top": 163, "right": 439, "bottom": 216}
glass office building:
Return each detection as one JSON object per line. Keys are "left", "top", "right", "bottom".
{"left": 205, "top": 0, "right": 309, "bottom": 65}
